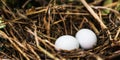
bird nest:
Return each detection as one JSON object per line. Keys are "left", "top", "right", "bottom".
{"left": 0, "top": 0, "right": 120, "bottom": 60}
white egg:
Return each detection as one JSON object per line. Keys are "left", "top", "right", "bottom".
{"left": 55, "top": 35, "right": 79, "bottom": 51}
{"left": 75, "top": 29, "right": 97, "bottom": 49}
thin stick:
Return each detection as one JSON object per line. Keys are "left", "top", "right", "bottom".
{"left": 27, "top": 44, "right": 41, "bottom": 60}
{"left": 80, "top": 0, "right": 107, "bottom": 29}
{"left": 0, "top": 30, "right": 30, "bottom": 60}
{"left": 26, "top": 27, "right": 59, "bottom": 60}
{"left": 92, "top": 6, "right": 120, "bottom": 15}
{"left": 84, "top": 17, "right": 100, "bottom": 35}
{"left": 114, "top": 27, "right": 120, "bottom": 40}
{"left": 22, "top": 0, "right": 31, "bottom": 8}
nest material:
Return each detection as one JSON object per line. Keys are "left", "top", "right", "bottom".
{"left": 0, "top": 0, "right": 120, "bottom": 60}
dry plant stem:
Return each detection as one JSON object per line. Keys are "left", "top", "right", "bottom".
{"left": 36, "top": 35, "right": 57, "bottom": 58}
{"left": 1, "top": 0, "right": 16, "bottom": 18}
{"left": 26, "top": 9, "right": 47, "bottom": 15}
{"left": 47, "top": 10, "right": 51, "bottom": 40}
{"left": 88, "top": 21, "right": 100, "bottom": 35}
{"left": 2, "top": 6, "right": 13, "bottom": 18}
{"left": 13, "top": 38, "right": 27, "bottom": 50}
{"left": 84, "top": 18, "right": 100, "bottom": 35}
{"left": 8, "top": 23, "right": 27, "bottom": 50}
{"left": 34, "top": 22, "right": 39, "bottom": 48}
{"left": 0, "top": 30, "right": 30, "bottom": 60}
{"left": 59, "top": 14, "right": 68, "bottom": 34}
{"left": 107, "top": 30, "right": 113, "bottom": 41}
{"left": 8, "top": 23, "right": 23, "bottom": 40}
{"left": 22, "top": 0, "right": 31, "bottom": 8}
{"left": 43, "top": 16, "right": 50, "bottom": 40}
{"left": 92, "top": 6, "right": 120, "bottom": 15}
{"left": 44, "top": 40, "right": 55, "bottom": 48}
{"left": 9, "top": 31, "right": 27, "bottom": 50}
{"left": 0, "top": 52, "right": 12, "bottom": 58}
{"left": 17, "top": 10, "right": 29, "bottom": 20}
{"left": 26, "top": 27, "right": 59, "bottom": 60}
{"left": 34, "top": 26, "right": 55, "bottom": 52}
{"left": 37, "top": 40, "right": 59, "bottom": 59}
{"left": 37, "top": 32, "right": 56, "bottom": 40}
{"left": 44, "top": 40, "right": 57, "bottom": 54}
{"left": 27, "top": 44, "right": 41, "bottom": 60}
{"left": 53, "top": 19, "right": 68, "bottom": 25}
{"left": 93, "top": 55, "right": 103, "bottom": 60}
{"left": 114, "top": 27, "right": 120, "bottom": 40}
{"left": 78, "top": 18, "right": 85, "bottom": 30}
{"left": 5, "top": 5, "right": 88, "bottom": 24}
{"left": 70, "top": 20, "right": 73, "bottom": 34}
{"left": 98, "top": 9, "right": 102, "bottom": 21}
{"left": 3, "top": 8, "right": 47, "bottom": 24}
{"left": 41, "top": 41, "right": 55, "bottom": 53}
{"left": 80, "top": 0, "right": 107, "bottom": 29}
{"left": 52, "top": 12, "right": 90, "bottom": 15}
{"left": 72, "top": 23, "right": 79, "bottom": 31}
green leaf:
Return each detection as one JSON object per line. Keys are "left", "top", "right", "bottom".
{"left": 102, "top": 0, "right": 113, "bottom": 15}
{"left": 115, "top": 0, "right": 120, "bottom": 11}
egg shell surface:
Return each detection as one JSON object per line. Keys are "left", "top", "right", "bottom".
{"left": 55, "top": 35, "right": 79, "bottom": 51}
{"left": 75, "top": 29, "right": 97, "bottom": 49}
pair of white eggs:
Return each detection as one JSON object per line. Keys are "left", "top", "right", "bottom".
{"left": 55, "top": 29, "right": 97, "bottom": 51}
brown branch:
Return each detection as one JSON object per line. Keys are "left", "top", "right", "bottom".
{"left": 80, "top": 0, "right": 107, "bottom": 29}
